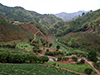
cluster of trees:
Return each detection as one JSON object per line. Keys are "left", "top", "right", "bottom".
{"left": 0, "top": 52, "right": 49, "bottom": 63}
{"left": 57, "top": 55, "right": 69, "bottom": 61}
{"left": 0, "top": 44, "right": 16, "bottom": 48}
{"left": 88, "top": 50, "right": 98, "bottom": 62}
{"left": 45, "top": 51, "right": 64, "bottom": 56}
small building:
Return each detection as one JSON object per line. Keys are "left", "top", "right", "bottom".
{"left": 13, "top": 21, "right": 19, "bottom": 24}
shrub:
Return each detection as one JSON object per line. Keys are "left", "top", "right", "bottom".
{"left": 84, "top": 68, "right": 93, "bottom": 75}
{"left": 94, "top": 62, "right": 100, "bottom": 69}
{"left": 43, "top": 42, "right": 46, "bottom": 46}
{"left": 72, "top": 56, "right": 78, "bottom": 61}
{"left": 0, "top": 52, "right": 8, "bottom": 63}
{"left": 29, "top": 38, "right": 33, "bottom": 42}
{"left": 88, "top": 50, "right": 97, "bottom": 62}
{"left": 76, "top": 61, "right": 81, "bottom": 64}
{"left": 53, "top": 63, "right": 56, "bottom": 66}
{"left": 63, "top": 57, "right": 69, "bottom": 61}
{"left": 57, "top": 55, "right": 62, "bottom": 61}
{"left": 66, "top": 53, "right": 72, "bottom": 56}
{"left": 77, "top": 53, "right": 81, "bottom": 57}
{"left": 46, "top": 49, "right": 49, "bottom": 52}
{"left": 56, "top": 45, "right": 60, "bottom": 51}
{"left": 49, "top": 43, "right": 53, "bottom": 47}
{"left": 33, "top": 49, "right": 42, "bottom": 53}
{"left": 80, "top": 59, "right": 85, "bottom": 63}
{"left": 38, "top": 56, "right": 49, "bottom": 63}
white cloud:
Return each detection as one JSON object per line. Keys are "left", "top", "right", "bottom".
{"left": 0, "top": 0, "right": 100, "bottom": 14}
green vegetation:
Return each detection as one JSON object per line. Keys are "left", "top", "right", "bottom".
{"left": 0, "top": 51, "right": 49, "bottom": 63}
{"left": 45, "top": 51, "right": 64, "bottom": 56}
{"left": 84, "top": 68, "right": 93, "bottom": 75}
{"left": 72, "top": 56, "right": 78, "bottom": 61}
{"left": 88, "top": 50, "right": 98, "bottom": 62}
{"left": 0, "top": 3, "right": 62, "bottom": 28}
{"left": 80, "top": 59, "right": 85, "bottom": 63}
{"left": 16, "top": 43, "right": 33, "bottom": 51}
{"left": 47, "top": 61, "right": 96, "bottom": 74}
{"left": 94, "top": 62, "right": 100, "bottom": 70}
{"left": 0, "top": 64, "right": 79, "bottom": 75}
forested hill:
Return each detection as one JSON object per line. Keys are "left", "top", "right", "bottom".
{"left": 49, "top": 9, "right": 100, "bottom": 36}
{"left": 0, "top": 3, "right": 62, "bottom": 27}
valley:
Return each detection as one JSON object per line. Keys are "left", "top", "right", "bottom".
{"left": 0, "top": 3, "right": 100, "bottom": 75}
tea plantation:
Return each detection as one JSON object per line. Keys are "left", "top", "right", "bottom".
{"left": 0, "top": 64, "right": 79, "bottom": 75}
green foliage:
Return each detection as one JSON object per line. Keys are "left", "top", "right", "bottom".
{"left": 43, "top": 42, "right": 46, "bottom": 46}
{"left": 62, "top": 57, "right": 69, "bottom": 61}
{"left": 53, "top": 63, "right": 56, "bottom": 66}
{"left": 80, "top": 59, "right": 85, "bottom": 63}
{"left": 56, "top": 45, "right": 60, "bottom": 51}
{"left": 88, "top": 50, "right": 97, "bottom": 62}
{"left": 0, "top": 64, "right": 79, "bottom": 75}
{"left": 72, "top": 56, "right": 78, "bottom": 61}
{"left": 0, "top": 52, "right": 38, "bottom": 63}
{"left": 33, "top": 49, "right": 42, "bottom": 53}
{"left": 49, "top": 43, "right": 53, "bottom": 47}
{"left": 38, "top": 56, "right": 49, "bottom": 63}
{"left": 84, "top": 68, "right": 93, "bottom": 74}
{"left": 57, "top": 55, "right": 62, "bottom": 61}
{"left": 93, "top": 62, "right": 100, "bottom": 70}
{"left": 46, "top": 49, "right": 49, "bottom": 52}
{"left": 45, "top": 51, "right": 64, "bottom": 56}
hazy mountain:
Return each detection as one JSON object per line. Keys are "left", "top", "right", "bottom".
{"left": 54, "top": 11, "right": 88, "bottom": 20}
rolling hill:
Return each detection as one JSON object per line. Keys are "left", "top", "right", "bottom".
{"left": 0, "top": 3, "right": 62, "bottom": 27}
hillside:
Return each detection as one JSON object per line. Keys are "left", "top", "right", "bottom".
{"left": 0, "top": 15, "right": 48, "bottom": 42}
{"left": 0, "top": 3, "right": 62, "bottom": 27}
{"left": 54, "top": 11, "right": 87, "bottom": 20}
{"left": 56, "top": 9, "right": 100, "bottom": 52}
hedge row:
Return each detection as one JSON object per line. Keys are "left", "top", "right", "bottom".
{"left": 0, "top": 52, "right": 49, "bottom": 63}
{"left": 45, "top": 51, "right": 64, "bottom": 56}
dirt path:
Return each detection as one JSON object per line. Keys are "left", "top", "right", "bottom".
{"left": 19, "top": 47, "right": 100, "bottom": 75}
{"left": 44, "top": 64, "right": 87, "bottom": 75}
{"left": 56, "top": 38, "right": 100, "bottom": 75}
{"left": 78, "top": 57, "right": 100, "bottom": 75}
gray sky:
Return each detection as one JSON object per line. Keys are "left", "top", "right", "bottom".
{"left": 0, "top": 0, "right": 100, "bottom": 14}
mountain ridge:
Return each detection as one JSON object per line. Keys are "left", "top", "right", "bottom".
{"left": 54, "top": 11, "right": 88, "bottom": 20}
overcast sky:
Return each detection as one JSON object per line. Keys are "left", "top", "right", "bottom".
{"left": 0, "top": 0, "right": 100, "bottom": 14}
